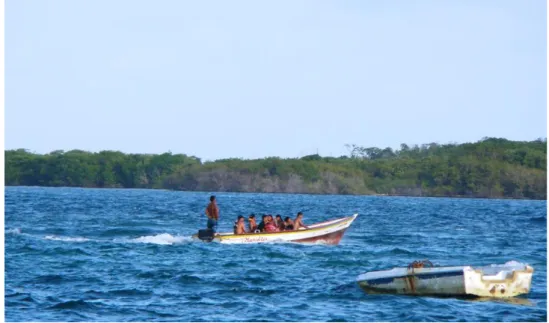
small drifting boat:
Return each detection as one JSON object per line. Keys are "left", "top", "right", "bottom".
{"left": 357, "top": 260, "right": 533, "bottom": 298}
{"left": 193, "top": 214, "right": 358, "bottom": 245}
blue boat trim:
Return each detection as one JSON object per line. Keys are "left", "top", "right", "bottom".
{"left": 361, "top": 270, "right": 464, "bottom": 285}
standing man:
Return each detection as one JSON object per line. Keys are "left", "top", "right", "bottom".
{"left": 205, "top": 195, "right": 219, "bottom": 232}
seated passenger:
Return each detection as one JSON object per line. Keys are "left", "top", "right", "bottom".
{"left": 257, "top": 215, "right": 267, "bottom": 232}
{"left": 270, "top": 215, "right": 277, "bottom": 228}
{"left": 284, "top": 217, "right": 294, "bottom": 231}
{"left": 264, "top": 219, "right": 279, "bottom": 232}
{"left": 233, "top": 215, "right": 246, "bottom": 234}
{"left": 248, "top": 214, "right": 258, "bottom": 233}
{"left": 263, "top": 215, "right": 278, "bottom": 232}
{"left": 275, "top": 214, "right": 285, "bottom": 231}
{"left": 294, "top": 212, "right": 308, "bottom": 230}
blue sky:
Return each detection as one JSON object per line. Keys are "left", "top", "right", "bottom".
{"left": 6, "top": 0, "right": 547, "bottom": 161}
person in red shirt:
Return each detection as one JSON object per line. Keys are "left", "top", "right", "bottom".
{"left": 264, "top": 215, "right": 279, "bottom": 232}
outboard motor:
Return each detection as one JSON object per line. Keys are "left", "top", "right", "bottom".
{"left": 197, "top": 229, "right": 215, "bottom": 242}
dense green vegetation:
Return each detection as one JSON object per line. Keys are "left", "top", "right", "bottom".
{"left": 5, "top": 137, "right": 547, "bottom": 200}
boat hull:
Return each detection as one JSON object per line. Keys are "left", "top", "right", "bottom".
{"left": 193, "top": 214, "right": 357, "bottom": 245}
{"left": 356, "top": 262, "right": 533, "bottom": 298}
{"left": 357, "top": 266, "right": 466, "bottom": 296}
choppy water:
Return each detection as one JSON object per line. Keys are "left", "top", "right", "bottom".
{"left": 5, "top": 186, "right": 547, "bottom": 322}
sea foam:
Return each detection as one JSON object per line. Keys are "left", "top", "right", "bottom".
{"left": 44, "top": 235, "right": 90, "bottom": 242}
{"left": 129, "top": 233, "right": 192, "bottom": 245}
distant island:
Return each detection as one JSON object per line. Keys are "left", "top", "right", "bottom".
{"left": 5, "top": 137, "right": 547, "bottom": 200}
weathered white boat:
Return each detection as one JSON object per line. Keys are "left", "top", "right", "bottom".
{"left": 357, "top": 260, "right": 533, "bottom": 298}
{"left": 193, "top": 214, "right": 358, "bottom": 245}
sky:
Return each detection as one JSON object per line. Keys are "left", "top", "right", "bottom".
{"left": 5, "top": 0, "right": 547, "bottom": 161}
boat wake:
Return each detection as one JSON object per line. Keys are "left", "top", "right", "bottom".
{"left": 44, "top": 235, "right": 90, "bottom": 242}
{"left": 8, "top": 231, "right": 194, "bottom": 246}
{"left": 128, "top": 233, "right": 193, "bottom": 245}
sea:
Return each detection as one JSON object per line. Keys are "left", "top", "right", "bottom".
{"left": 5, "top": 186, "right": 547, "bottom": 322}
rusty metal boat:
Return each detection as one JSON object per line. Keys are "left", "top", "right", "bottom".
{"left": 193, "top": 214, "right": 358, "bottom": 245}
{"left": 357, "top": 260, "right": 533, "bottom": 298}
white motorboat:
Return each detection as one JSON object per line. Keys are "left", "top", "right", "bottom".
{"left": 356, "top": 260, "right": 533, "bottom": 298}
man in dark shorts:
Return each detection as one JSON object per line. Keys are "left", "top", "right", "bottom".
{"left": 205, "top": 195, "right": 219, "bottom": 232}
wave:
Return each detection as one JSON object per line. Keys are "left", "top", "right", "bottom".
{"left": 322, "top": 258, "right": 365, "bottom": 268}
{"left": 217, "top": 286, "right": 278, "bottom": 296}
{"left": 309, "top": 284, "right": 363, "bottom": 302}
{"left": 30, "top": 274, "right": 65, "bottom": 284}
{"left": 138, "top": 308, "right": 179, "bottom": 318}
{"left": 107, "top": 288, "right": 153, "bottom": 296}
{"left": 5, "top": 292, "right": 36, "bottom": 303}
{"left": 48, "top": 299, "right": 97, "bottom": 310}
{"left": 175, "top": 274, "right": 203, "bottom": 284}
{"left": 6, "top": 228, "right": 22, "bottom": 235}
{"left": 51, "top": 247, "right": 92, "bottom": 257}
{"left": 489, "top": 260, "right": 528, "bottom": 268}
{"left": 44, "top": 235, "right": 90, "bottom": 242}
{"left": 129, "top": 233, "right": 192, "bottom": 245}
{"left": 374, "top": 247, "right": 416, "bottom": 255}
{"left": 99, "top": 228, "right": 156, "bottom": 237}
{"left": 263, "top": 251, "right": 295, "bottom": 259}
{"left": 529, "top": 216, "right": 546, "bottom": 223}
{"left": 244, "top": 268, "right": 270, "bottom": 277}
{"left": 137, "top": 269, "right": 181, "bottom": 279}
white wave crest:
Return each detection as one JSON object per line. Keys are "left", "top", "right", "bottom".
{"left": 6, "top": 228, "right": 21, "bottom": 235}
{"left": 130, "top": 233, "right": 192, "bottom": 245}
{"left": 502, "top": 260, "right": 527, "bottom": 267}
{"left": 485, "top": 260, "right": 528, "bottom": 270}
{"left": 44, "top": 235, "right": 90, "bottom": 242}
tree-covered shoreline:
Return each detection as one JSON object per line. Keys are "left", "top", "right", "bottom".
{"left": 5, "top": 137, "right": 547, "bottom": 200}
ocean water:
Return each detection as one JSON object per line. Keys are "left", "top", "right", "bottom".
{"left": 5, "top": 186, "right": 547, "bottom": 322}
